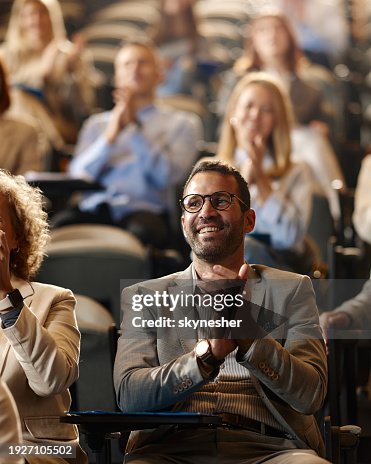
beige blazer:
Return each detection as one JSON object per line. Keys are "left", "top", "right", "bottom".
{"left": 114, "top": 264, "right": 327, "bottom": 457}
{"left": 0, "top": 378, "right": 23, "bottom": 464}
{"left": 0, "top": 117, "right": 44, "bottom": 175}
{"left": 0, "top": 277, "right": 87, "bottom": 464}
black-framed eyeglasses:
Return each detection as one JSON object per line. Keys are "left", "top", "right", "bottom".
{"left": 180, "top": 191, "right": 249, "bottom": 213}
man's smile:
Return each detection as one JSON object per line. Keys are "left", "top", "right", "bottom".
{"left": 198, "top": 226, "right": 224, "bottom": 235}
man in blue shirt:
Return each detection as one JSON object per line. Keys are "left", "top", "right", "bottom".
{"left": 52, "top": 40, "right": 203, "bottom": 248}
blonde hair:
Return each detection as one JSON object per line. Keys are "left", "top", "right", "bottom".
{"left": 5, "top": 0, "right": 66, "bottom": 54}
{"left": 234, "top": 10, "right": 305, "bottom": 77}
{"left": 0, "top": 170, "right": 49, "bottom": 280}
{"left": 217, "top": 72, "right": 293, "bottom": 178}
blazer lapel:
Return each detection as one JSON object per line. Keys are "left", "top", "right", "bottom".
{"left": 0, "top": 278, "right": 34, "bottom": 374}
{"left": 171, "top": 266, "right": 199, "bottom": 353}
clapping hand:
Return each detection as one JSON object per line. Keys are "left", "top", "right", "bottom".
{"left": 198, "top": 263, "right": 250, "bottom": 359}
{"left": 105, "top": 87, "right": 137, "bottom": 144}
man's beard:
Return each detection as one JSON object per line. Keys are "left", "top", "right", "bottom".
{"left": 185, "top": 218, "right": 245, "bottom": 262}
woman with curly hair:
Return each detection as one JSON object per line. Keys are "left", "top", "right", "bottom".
{"left": 0, "top": 170, "right": 87, "bottom": 463}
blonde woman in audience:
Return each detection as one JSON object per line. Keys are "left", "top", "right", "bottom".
{"left": 0, "top": 59, "right": 46, "bottom": 175}
{"left": 218, "top": 72, "right": 313, "bottom": 272}
{"left": 218, "top": 10, "right": 345, "bottom": 221}
{"left": 0, "top": 0, "right": 99, "bottom": 146}
{"left": 0, "top": 170, "right": 87, "bottom": 463}
{"left": 218, "top": 10, "right": 343, "bottom": 143}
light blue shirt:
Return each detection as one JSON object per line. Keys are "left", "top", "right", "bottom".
{"left": 69, "top": 104, "right": 202, "bottom": 221}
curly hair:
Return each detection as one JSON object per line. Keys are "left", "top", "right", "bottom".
{"left": 0, "top": 170, "right": 49, "bottom": 280}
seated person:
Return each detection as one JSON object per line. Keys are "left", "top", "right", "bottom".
{"left": 320, "top": 278, "right": 371, "bottom": 337}
{"left": 0, "top": 58, "right": 46, "bottom": 175}
{"left": 151, "top": 0, "right": 212, "bottom": 98}
{"left": 0, "top": 170, "right": 87, "bottom": 464}
{"left": 0, "top": 0, "right": 99, "bottom": 146}
{"left": 114, "top": 160, "right": 328, "bottom": 463}
{"left": 217, "top": 72, "right": 313, "bottom": 272}
{"left": 320, "top": 154, "right": 371, "bottom": 336}
{"left": 51, "top": 40, "right": 202, "bottom": 249}
{"left": 217, "top": 10, "right": 344, "bottom": 150}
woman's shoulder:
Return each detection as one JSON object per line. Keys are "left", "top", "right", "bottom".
{"left": 0, "top": 115, "right": 38, "bottom": 133}
{"left": 30, "top": 281, "right": 75, "bottom": 301}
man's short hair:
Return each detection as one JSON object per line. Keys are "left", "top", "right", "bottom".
{"left": 183, "top": 160, "right": 251, "bottom": 211}
{"left": 117, "top": 39, "right": 159, "bottom": 66}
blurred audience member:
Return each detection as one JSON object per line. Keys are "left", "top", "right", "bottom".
{"left": 0, "top": 170, "right": 87, "bottom": 463}
{"left": 320, "top": 154, "right": 371, "bottom": 337}
{"left": 320, "top": 279, "right": 371, "bottom": 339}
{"left": 217, "top": 11, "right": 344, "bottom": 149}
{"left": 0, "top": 0, "right": 99, "bottom": 146}
{"left": 51, "top": 41, "right": 202, "bottom": 249}
{"left": 0, "top": 377, "right": 23, "bottom": 464}
{"left": 290, "top": 126, "right": 345, "bottom": 222}
{"left": 151, "top": 0, "right": 211, "bottom": 98}
{"left": 218, "top": 72, "right": 313, "bottom": 272}
{"left": 276, "top": 0, "right": 349, "bottom": 66}
{"left": 217, "top": 10, "right": 346, "bottom": 220}
{"left": 0, "top": 59, "right": 46, "bottom": 175}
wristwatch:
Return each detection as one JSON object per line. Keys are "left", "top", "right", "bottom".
{"left": 0, "top": 289, "right": 24, "bottom": 313}
{"left": 194, "top": 339, "right": 224, "bottom": 368}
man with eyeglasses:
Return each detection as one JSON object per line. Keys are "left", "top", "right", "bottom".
{"left": 114, "top": 160, "right": 328, "bottom": 463}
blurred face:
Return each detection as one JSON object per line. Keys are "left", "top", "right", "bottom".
{"left": 20, "top": 0, "right": 53, "bottom": 45}
{"left": 0, "top": 195, "right": 18, "bottom": 252}
{"left": 114, "top": 45, "right": 160, "bottom": 97}
{"left": 251, "top": 16, "right": 291, "bottom": 63}
{"left": 163, "top": 0, "right": 192, "bottom": 15}
{"left": 181, "top": 172, "right": 254, "bottom": 263}
{"left": 231, "top": 83, "right": 275, "bottom": 144}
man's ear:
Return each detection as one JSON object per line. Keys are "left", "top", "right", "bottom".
{"left": 244, "top": 209, "right": 255, "bottom": 234}
{"left": 181, "top": 215, "right": 189, "bottom": 242}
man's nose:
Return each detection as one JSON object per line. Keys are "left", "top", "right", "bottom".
{"left": 199, "top": 197, "right": 217, "bottom": 216}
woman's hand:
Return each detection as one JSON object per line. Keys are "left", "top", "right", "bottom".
{"left": 41, "top": 39, "right": 82, "bottom": 79}
{"left": 239, "top": 134, "right": 264, "bottom": 184}
{"left": 240, "top": 135, "right": 272, "bottom": 201}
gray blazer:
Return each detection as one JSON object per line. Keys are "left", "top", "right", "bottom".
{"left": 114, "top": 265, "right": 327, "bottom": 456}
{"left": 334, "top": 278, "right": 371, "bottom": 330}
